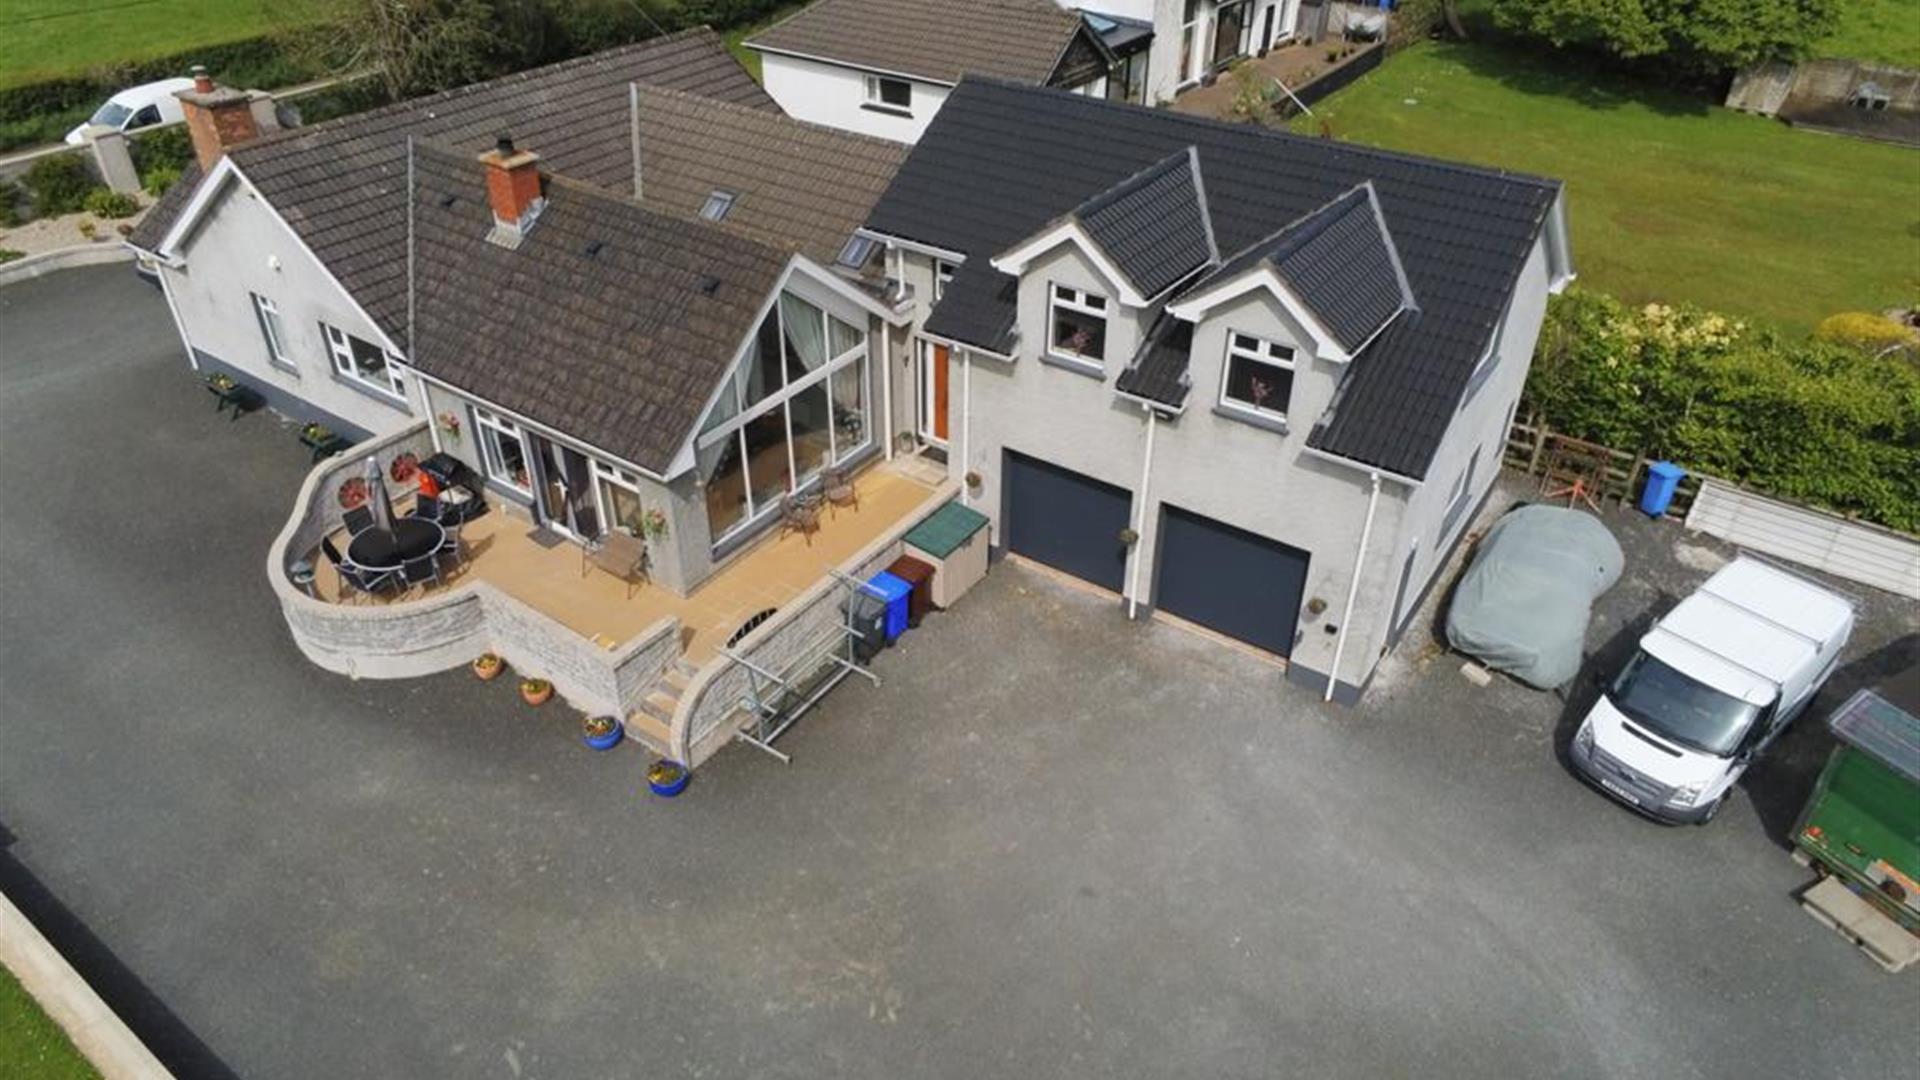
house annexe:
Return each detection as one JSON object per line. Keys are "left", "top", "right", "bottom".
{"left": 862, "top": 77, "right": 1573, "bottom": 701}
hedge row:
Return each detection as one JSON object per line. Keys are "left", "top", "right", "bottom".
{"left": 1525, "top": 291, "right": 1920, "bottom": 532}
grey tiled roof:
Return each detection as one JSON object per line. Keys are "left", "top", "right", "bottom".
{"left": 408, "top": 143, "right": 788, "bottom": 474}
{"left": 131, "top": 28, "right": 771, "bottom": 343}
{"left": 632, "top": 84, "right": 907, "bottom": 267}
{"left": 1116, "top": 313, "right": 1192, "bottom": 405}
{"left": 866, "top": 79, "right": 1560, "bottom": 479}
{"left": 1190, "top": 182, "right": 1414, "bottom": 354}
{"left": 746, "top": 0, "right": 1094, "bottom": 85}
{"left": 1073, "top": 148, "right": 1217, "bottom": 302}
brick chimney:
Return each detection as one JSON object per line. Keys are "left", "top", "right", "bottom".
{"left": 479, "top": 134, "right": 546, "bottom": 249}
{"left": 175, "top": 65, "right": 260, "bottom": 171}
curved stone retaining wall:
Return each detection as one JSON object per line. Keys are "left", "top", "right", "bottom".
{"left": 268, "top": 421, "right": 684, "bottom": 729}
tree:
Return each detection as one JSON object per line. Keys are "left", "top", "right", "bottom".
{"left": 1484, "top": 0, "right": 1838, "bottom": 73}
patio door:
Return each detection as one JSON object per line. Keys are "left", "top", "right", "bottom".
{"left": 918, "top": 340, "right": 950, "bottom": 446}
{"left": 1261, "top": 3, "right": 1276, "bottom": 51}
{"left": 533, "top": 436, "right": 600, "bottom": 542}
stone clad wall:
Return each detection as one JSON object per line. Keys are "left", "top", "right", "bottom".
{"left": 268, "top": 421, "right": 687, "bottom": 723}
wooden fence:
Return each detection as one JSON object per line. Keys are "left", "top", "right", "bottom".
{"left": 1501, "top": 413, "right": 1700, "bottom": 520}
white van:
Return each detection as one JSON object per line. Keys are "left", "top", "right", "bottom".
{"left": 1569, "top": 556, "right": 1854, "bottom": 824}
{"left": 64, "top": 78, "right": 196, "bottom": 146}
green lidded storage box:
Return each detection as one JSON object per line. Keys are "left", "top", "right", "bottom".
{"left": 903, "top": 501, "right": 990, "bottom": 610}
{"left": 1792, "top": 682, "right": 1920, "bottom": 934}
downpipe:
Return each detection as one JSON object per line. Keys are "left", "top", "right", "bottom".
{"left": 1325, "top": 471, "right": 1382, "bottom": 702}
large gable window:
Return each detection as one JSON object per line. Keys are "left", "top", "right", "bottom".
{"left": 1220, "top": 332, "right": 1295, "bottom": 420}
{"left": 696, "top": 292, "right": 871, "bottom": 546}
{"left": 1049, "top": 283, "right": 1107, "bottom": 367}
{"left": 322, "top": 322, "right": 406, "bottom": 401}
{"left": 864, "top": 75, "right": 912, "bottom": 114}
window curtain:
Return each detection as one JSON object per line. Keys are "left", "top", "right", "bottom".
{"left": 780, "top": 294, "right": 827, "bottom": 382}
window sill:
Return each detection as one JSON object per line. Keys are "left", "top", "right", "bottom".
{"left": 268, "top": 355, "right": 299, "bottom": 378}
{"left": 330, "top": 370, "right": 411, "bottom": 412}
{"left": 1213, "top": 402, "right": 1290, "bottom": 436}
{"left": 482, "top": 477, "right": 535, "bottom": 506}
{"left": 1041, "top": 352, "right": 1105, "bottom": 380}
{"left": 860, "top": 102, "right": 913, "bottom": 118}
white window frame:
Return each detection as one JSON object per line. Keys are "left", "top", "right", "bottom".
{"left": 592, "top": 460, "right": 644, "bottom": 537}
{"left": 695, "top": 293, "right": 871, "bottom": 547}
{"left": 474, "top": 406, "right": 534, "bottom": 497}
{"left": 1218, "top": 330, "right": 1296, "bottom": 420}
{"left": 1461, "top": 310, "right": 1508, "bottom": 407}
{"left": 251, "top": 292, "right": 293, "bottom": 372}
{"left": 322, "top": 322, "right": 406, "bottom": 401}
{"left": 933, "top": 260, "right": 956, "bottom": 302}
{"left": 1047, "top": 282, "right": 1109, "bottom": 367}
{"left": 1440, "top": 447, "right": 1481, "bottom": 540}
{"left": 863, "top": 74, "right": 913, "bottom": 115}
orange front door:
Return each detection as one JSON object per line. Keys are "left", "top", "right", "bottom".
{"left": 930, "top": 343, "right": 951, "bottom": 443}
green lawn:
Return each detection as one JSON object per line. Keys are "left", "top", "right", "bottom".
{"left": 723, "top": 3, "right": 805, "bottom": 82}
{"left": 1814, "top": 0, "right": 1920, "bottom": 68}
{"left": 1294, "top": 40, "right": 1920, "bottom": 334}
{"left": 0, "top": 967, "right": 100, "bottom": 1080}
{"left": 1, "top": 0, "right": 318, "bottom": 90}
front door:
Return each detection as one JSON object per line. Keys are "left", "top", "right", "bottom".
{"left": 918, "top": 341, "right": 950, "bottom": 445}
{"left": 1261, "top": 4, "right": 1276, "bottom": 50}
{"left": 534, "top": 437, "right": 600, "bottom": 541}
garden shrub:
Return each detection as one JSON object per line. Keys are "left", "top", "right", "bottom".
{"left": 140, "top": 164, "right": 182, "bottom": 197}
{"left": 1527, "top": 290, "right": 1920, "bottom": 531}
{"left": 1815, "top": 311, "right": 1916, "bottom": 355}
{"left": 0, "top": 179, "right": 22, "bottom": 227}
{"left": 21, "top": 153, "right": 93, "bottom": 215}
{"left": 0, "top": 248, "right": 23, "bottom": 264}
{"left": 82, "top": 188, "right": 140, "bottom": 219}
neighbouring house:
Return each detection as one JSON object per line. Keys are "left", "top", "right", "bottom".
{"left": 1063, "top": 1, "right": 1306, "bottom": 105}
{"left": 126, "top": 29, "right": 775, "bottom": 444}
{"left": 744, "top": 0, "right": 1131, "bottom": 142}
{"left": 859, "top": 78, "right": 1574, "bottom": 701}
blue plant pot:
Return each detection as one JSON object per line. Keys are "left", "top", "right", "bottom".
{"left": 647, "top": 763, "right": 691, "bottom": 797}
{"left": 583, "top": 724, "right": 623, "bottom": 751}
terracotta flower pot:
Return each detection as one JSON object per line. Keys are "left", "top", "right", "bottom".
{"left": 472, "top": 654, "right": 504, "bottom": 681}
{"left": 520, "top": 679, "right": 553, "bottom": 706}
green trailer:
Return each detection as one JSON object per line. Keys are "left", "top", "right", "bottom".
{"left": 1791, "top": 680, "right": 1920, "bottom": 968}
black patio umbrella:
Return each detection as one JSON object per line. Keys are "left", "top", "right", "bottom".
{"left": 363, "top": 455, "right": 397, "bottom": 534}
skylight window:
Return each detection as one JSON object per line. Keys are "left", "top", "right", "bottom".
{"left": 836, "top": 234, "right": 877, "bottom": 269}
{"left": 699, "top": 190, "right": 736, "bottom": 222}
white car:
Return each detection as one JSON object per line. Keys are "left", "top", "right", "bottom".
{"left": 64, "top": 78, "right": 196, "bottom": 146}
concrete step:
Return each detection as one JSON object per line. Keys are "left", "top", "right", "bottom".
{"left": 671, "top": 658, "right": 702, "bottom": 680}
{"left": 663, "top": 666, "right": 693, "bottom": 693}
{"left": 639, "top": 689, "right": 680, "bottom": 723}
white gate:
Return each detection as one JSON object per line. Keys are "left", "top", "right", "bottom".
{"left": 1685, "top": 480, "right": 1920, "bottom": 599}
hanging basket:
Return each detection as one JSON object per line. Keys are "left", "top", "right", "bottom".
{"left": 389, "top": 452, "right": 420, "bottom": 483}
{"left": 337, "top": 477, "right": 369, "bottom": 510}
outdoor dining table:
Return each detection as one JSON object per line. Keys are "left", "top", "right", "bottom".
{"left": 346, "top": 518, "right": 445, "bottom": 571}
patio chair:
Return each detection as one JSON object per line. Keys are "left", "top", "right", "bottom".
{"left": 435, "top": 522, "right": 465, "bottom": 575}
{"left": 399, "top": 554, "right": 440, "bottom": 596}
{"left": 778, "top": 492, "right": 821, "bottom": 546}
{"left": 339, "top": 563, "right": 397, "bottom": 604}
{"left": 822, "top": 465, "right": 859, "bottom": 517}
{"left": 581, "top": 531, "right": 650, "bottom": 600}
{"left": 320, "top": 535, "right": 346, "bottom": 568}
{"left": 343, "top": 505, "right": 376, "bottom": 536}
{"left": 411, "top": 495, "right": 443, "bottom": 522}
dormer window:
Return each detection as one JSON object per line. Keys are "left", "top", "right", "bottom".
{"left": 864, "top": 75, "right": 912, "bottom": 115}
{"left": 699, "top": 190, "right": 736, "bottom": 221}
{"left": 1220, "top": 332, "right": 1294, "bottom": 420}
{"left": 1049, "top": 283, "right": 1107, "bottom": 366}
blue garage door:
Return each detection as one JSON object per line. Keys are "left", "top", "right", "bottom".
{"left": 1004, "top": 450, "right": 1131, "bottom": 593}
{"left": 1155, "top": 505, "right": 1309, "bottom": 657}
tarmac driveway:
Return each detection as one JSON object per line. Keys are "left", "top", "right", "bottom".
{"left": 2, "top": 265, "right": 1916, "bottom": 1079}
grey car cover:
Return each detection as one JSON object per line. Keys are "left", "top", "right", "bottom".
{"left": 1444, "top": 504, "right": 1624, "bottom": 689}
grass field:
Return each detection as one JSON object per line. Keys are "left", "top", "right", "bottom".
{"left": 1294, "top": 40, "right": 1920, "bottom": 333}
{"left": 1, "top": 0, "right": 317, "bottom": 90}
{"left": 1, "top": 966, "right": 100, "bottom": 1080}
{"left": 1814, "top": 0, "right": 1920, "bottom": 68}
